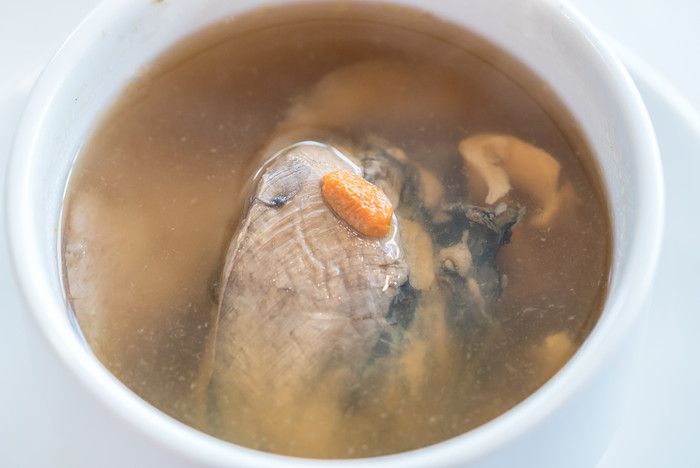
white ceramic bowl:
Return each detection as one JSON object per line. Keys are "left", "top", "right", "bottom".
{"left": 5, "top": 0, "right": 663, "bottom": 466}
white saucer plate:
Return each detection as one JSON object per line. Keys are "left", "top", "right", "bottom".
{"left": 597, "top": 50, "right": 700, "bottom": 468}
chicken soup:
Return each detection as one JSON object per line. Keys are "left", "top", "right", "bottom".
{"left": 61, "top": 2, "right": 611, "bottom": 459}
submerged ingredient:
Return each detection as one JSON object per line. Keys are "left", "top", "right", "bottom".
{"left": 459, "top": 133, "right": 575, "bottom": 227}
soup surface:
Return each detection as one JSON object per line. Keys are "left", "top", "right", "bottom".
{"left": 61, "top": 2, "right": 611, "bottom": 459}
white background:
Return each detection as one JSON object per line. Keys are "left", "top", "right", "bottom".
{"left": 1, "top": 1, "right": 699, "bottom": 467}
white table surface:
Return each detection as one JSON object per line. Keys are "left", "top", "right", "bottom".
{"left": 1, "top": 1, "right": 699, "bottom": 467}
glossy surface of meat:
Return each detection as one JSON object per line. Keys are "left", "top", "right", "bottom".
{"left": 206, "top": 142, "right": 408, "bottom": 450}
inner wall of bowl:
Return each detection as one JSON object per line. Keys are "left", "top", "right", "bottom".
{"left": 13, "top": 0, "right": 656, "bottom": 464}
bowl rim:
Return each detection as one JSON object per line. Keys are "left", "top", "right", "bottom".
{"left": 4, "top": 0, "right": 664, "bottom": 465}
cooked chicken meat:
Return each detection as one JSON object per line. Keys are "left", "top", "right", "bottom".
{"left": 205, "top": 142, "right": 409, "bottom": 450}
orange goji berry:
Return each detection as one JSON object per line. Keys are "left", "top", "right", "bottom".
{"left": 321, "top": 169, "right": 393, "bottom": 238}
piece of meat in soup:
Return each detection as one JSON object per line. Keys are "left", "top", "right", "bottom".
{"left": 204, "top": 142, "right": 409, "bottom": 443}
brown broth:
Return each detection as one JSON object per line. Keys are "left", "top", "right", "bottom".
{"left": 61, "top": 2, "right": 611, "bottom": 459}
